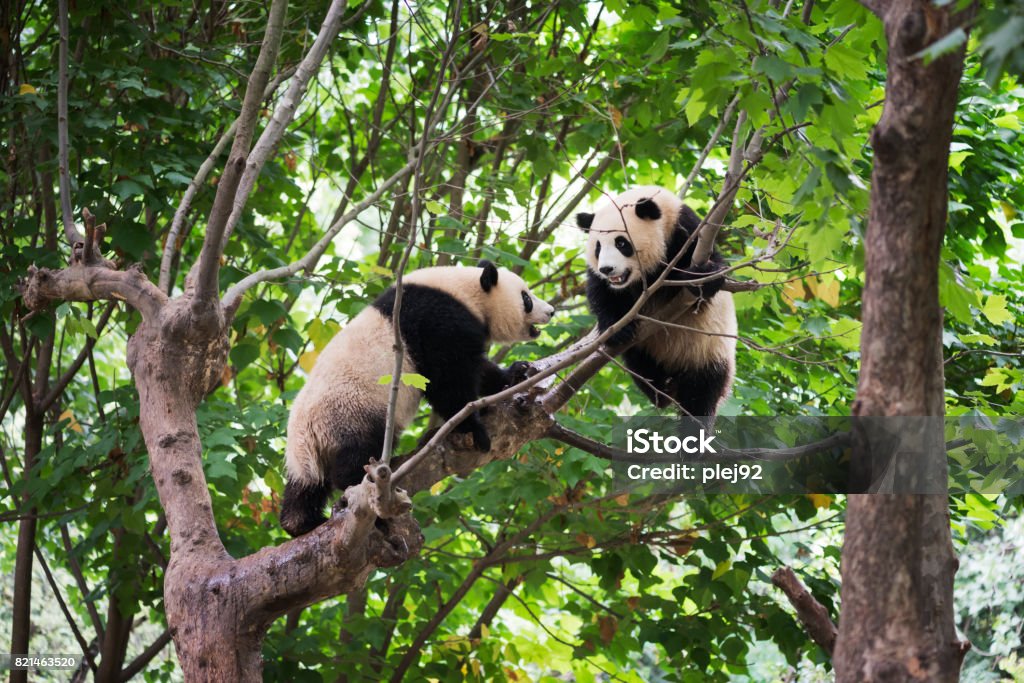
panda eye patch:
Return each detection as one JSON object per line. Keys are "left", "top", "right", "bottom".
{"left": 594, "top": 242, "right": 601, "bottom": 257}
{"left": 521, "top": 291, "right": 533, "bottom": 313}
{"left": 614, "top": 236, "right": 634, "bottom": 256}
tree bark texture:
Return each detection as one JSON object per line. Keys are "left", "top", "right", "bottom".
{"left": 835, "top": 1, "right": 974, "bottom": 681}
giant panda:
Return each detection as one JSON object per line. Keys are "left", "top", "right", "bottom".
{"left": 576, "top": 185, "right": 737, "bottom": 420}
{"left": 281, "top": 260, "right": 555, "bottom": 537}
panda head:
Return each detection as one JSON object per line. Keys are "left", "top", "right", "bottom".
{"left": 476, "top": 260, "right": 555, "bottom": 342}
{"left": 576, "top": 186, "right": 682, "bottom": 289}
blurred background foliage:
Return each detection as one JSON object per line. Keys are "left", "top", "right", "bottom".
{"left": 1, "top": 0, "right": 1022, "bottom": 680}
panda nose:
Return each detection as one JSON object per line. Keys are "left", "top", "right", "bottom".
{"left": 599, "top": 266, "right": 614, "bottom": 275}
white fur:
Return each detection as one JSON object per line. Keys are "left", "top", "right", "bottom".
{"left": 406, "top": 266, "right": 554, "bottom": 341}
{"left": 285, "top": 308, "right": 421, "bottom": 483}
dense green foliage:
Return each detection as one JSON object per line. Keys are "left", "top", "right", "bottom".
{"left": 1, "top": 0, "right": 1022, "bottom": 680}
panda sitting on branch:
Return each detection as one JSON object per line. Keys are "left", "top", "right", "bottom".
{"left": 281, "top": 261, "right": 555, "bottom": 536}
{"left": 576, "top": 185, "right": 737, "bottom": 421}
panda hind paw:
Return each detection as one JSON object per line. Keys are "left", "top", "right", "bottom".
{"left": 471, "top": 425, "right": 492, "bottom": 452}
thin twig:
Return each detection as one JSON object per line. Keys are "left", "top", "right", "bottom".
{"left": 158, "top": 66, "right": 297, "bottom": 294}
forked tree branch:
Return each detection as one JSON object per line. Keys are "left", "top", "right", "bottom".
{"left": 691, "top": 110, "right": 748, "bottom": 266}
{"left": 158, "top": 65, "right": 297, "bottom": 294}
{"left": 20, "top": 262, "right": 166, "bottom": 321}
{"left": 192, "top": 0, "right": 288, "bottom": 305}
{"left": 220, "top": 45, "right": 491, "bottom": 312}
{"left": 217, "top": 0, "right": 351, "bottom": 251}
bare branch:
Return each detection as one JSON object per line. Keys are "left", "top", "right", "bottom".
{"left": 118, "top": 630, "right": 172, "bottom": 682}
{"left": 59, "top": 525, "right": 103, "bottom": 638}
{"left": 771, "top": 566, "right": 837, "bottom": 655}
{"left": 192, "top": 0, "right": 288, "bottom": 304}
{"left": 57, "top": 0, "right": 82, "bottom": 247}
{"left": 34, "top": 547, "right": 97, "bottom": 674}
{"left": 221, "top": 151, "right": 416, "bottom": 311}
{"left": 20, "top": 263, "right": 166, "bottom": 321}
{"left": 237, "top": 470, "right": 420, "bottom": 626}
{"left": 547, "top": 422, "right": 633, "bottom": 462}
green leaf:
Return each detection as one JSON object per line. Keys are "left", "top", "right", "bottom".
{"left": 230, "top": 341, "right": 261, "bottom": 370}
{"left": 981, "top": 295, "right": 1012, "bottom": 325}
{"left": 991, "top": 113, "right": 1021, "bottom": 131}
{"left": 684, "top": 91, "right": 707, "bottom": 127}
{"left": 377, "top": 373, "right": 428, "bottom": 390}
{"left": 960, "top": 333, "right": 997, "bottom": 346}
{"left": 912, "top": 28, "right": 967, "bottom": 64}
{"left": 752, "top": 55, "right": 794, "bottom": 82}
{"left": 247, "top": 300, "right": 288, "bottom": 326}
{"left": 272, "top": 328, "right": 304, "bottom": 353}
{"left": 111, "top": 179, "right": 147, "bottom": 200}
{"left": 400, "top": 373, "right": 429, "bottom": 390}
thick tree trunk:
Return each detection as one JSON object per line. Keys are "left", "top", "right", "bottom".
{"left": 835, "top": 1, "right": 974, "bottom": 681}
{"left": 9, "top": 411, "right": 43, "bottom": 683}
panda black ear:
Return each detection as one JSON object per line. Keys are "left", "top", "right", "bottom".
{"left": 576, "top": 212, "right": 594, "bottom": 232}
{"left": 478, "top": 259, "right": 499, "bottom": 292}
{"left": 635, "top": 198, "right": 661, "bottom": 221}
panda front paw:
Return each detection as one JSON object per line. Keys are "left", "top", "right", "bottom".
{"left": 506, "top": 361, "right": 536, "bottom": 387}
{"left": 605, "top": 322, "right": 638, "bottom": 350}
{"left": 684, "top": 259, "right": 727, "bottom": 299}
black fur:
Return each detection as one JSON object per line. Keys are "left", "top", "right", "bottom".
{"left": 576, "top": 212, "right": 594, "bottom": 231}
{"left": 634, "top": 197, "right": 661, "bottom": 221}
{"left": 281, "top": 413, "right": 389, "bottom": 537}
{"left": 374, "top": 284, "right": 521, "bottom": 452}
{"left": 280, "top": 478, "right": 331, "bottom": 537}
{"left": 479, "top": 259, "right": 499, "bottom": 292}
{"left": 586, "top": 204, "right": 730, "bottom": 418}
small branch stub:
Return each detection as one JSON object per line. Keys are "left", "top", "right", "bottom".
{"left": 364, "top": 459, "right": 413, "bottom": 519}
